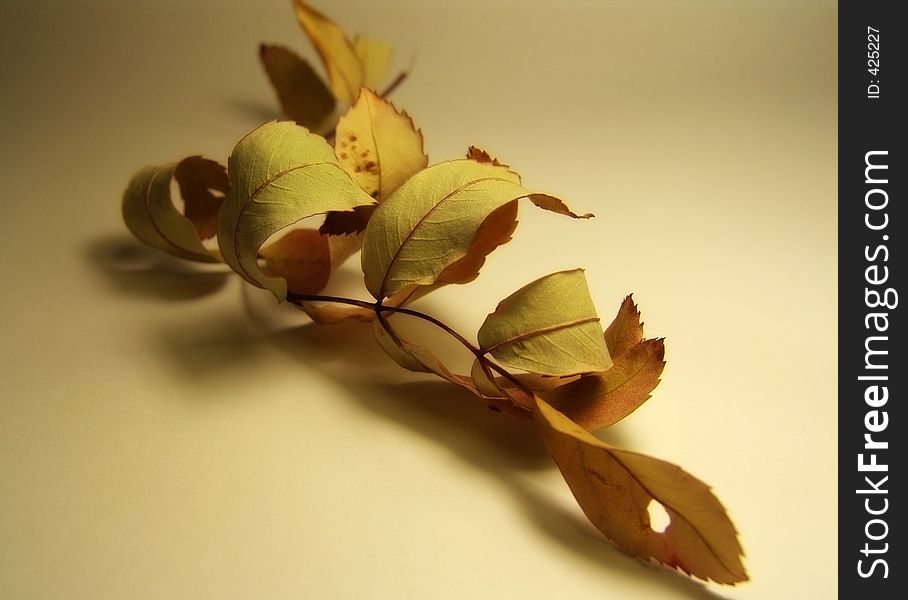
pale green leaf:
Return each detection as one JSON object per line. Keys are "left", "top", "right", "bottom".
{"left": 534, "top": 396, "right": 748, "bottom": 584}
{"left": 361, "top": 159, "right": 590, "bottom": 299}
{"left": 477, "top": 269, "right": 611, "bottom": 376}
{"left": 260, "top": 229, "right": 361, "bottom": 295}
{"left": 122, "top": 156, "right": 225, "bottom": 263}
{"left": 217, "top": 121, "right": 375, "bottom": 300}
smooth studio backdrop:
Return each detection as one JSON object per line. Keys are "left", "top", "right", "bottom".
{"left": 1, "top": 1, "right": 836, "bottom": 598}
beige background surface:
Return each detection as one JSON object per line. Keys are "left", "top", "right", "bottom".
{"left": 1, "top": 1, "right": 836, "bottom": 598}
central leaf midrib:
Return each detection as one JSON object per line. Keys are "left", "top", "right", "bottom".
{"left": 482, "top": 317, "right": 601, "bottom": 356}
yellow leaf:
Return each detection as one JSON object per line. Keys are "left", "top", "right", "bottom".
{"left": 477, "top": 269, "right": 612, "bottom": 376}
{"left": 293, "top": 0, "right": 363, "bottom": 105}
{"left": 217, "top": 121, "right": 375, "bottom": 300}
{"left": 259, "top": 44, "right": 336, "bottom": 132}
{"left": 534, "top": 396, "right": 748, "bottom": 584}
{"left": 604, "top": 294, "right": 645, "bottom": 358}
{"left": 353, "top": 35, "right": 393, "bottom": 90}
{"left": 335, "top": 89, "right": 427, "bottom": 200}
{"left": 543, "top": 338, "right": 665, "bottom": 430}
{"left": 361, "top": 159, "right": 591, "bottom": 299}
{"left": 122, "top": 156, "right": 226, "bottom": 263}
{"left": 260, "top": 229, "right": 361, "bottom": 295}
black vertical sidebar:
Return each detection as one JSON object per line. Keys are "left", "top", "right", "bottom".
{"left": 839, "top": 1, "right": 905, "bottom": 596}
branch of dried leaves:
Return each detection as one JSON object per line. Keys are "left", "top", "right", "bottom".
{"left": 121, "top": 0, "right": 747, "bottom": 585}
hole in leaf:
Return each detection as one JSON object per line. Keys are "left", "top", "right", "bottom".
{"left": 647, "top": 499, "right": 670, "bottom": 533}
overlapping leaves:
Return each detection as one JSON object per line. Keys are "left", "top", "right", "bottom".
{"left": 120, "top": 0, "right": 746, "bottom": 587}
{"left": 260, "top": 0, "right": 395, "bottom": 131}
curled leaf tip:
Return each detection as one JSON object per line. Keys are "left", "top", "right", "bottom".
{"left": 217, "top": 121, "right": 374, "bottom": 300}
{"left": 122, "top": 156, "right": 226, "bottom": 263}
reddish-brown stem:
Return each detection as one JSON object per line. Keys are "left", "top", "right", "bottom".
{"left": 286, "top": 292, "right": 533, "bottom": 399}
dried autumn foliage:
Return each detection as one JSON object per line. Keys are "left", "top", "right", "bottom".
{"left": 120, "top": 0, "right": 747, "bottom": 586}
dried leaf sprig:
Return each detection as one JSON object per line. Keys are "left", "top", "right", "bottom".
{"left": 120, "top": 0, "right": 747, "bottom": 585}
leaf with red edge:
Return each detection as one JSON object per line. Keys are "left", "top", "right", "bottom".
{"left": 543, "top": 338, "right": 665, "bottom": 430}
{"left": 534, "top": 396, "right": 748, "bottom": 584}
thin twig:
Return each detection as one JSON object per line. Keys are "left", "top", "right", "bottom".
{"left": 286, "top": 292, "right": 534, "bottom": 399}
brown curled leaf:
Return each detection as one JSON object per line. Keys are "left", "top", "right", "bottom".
{"left": 466, "top": 146, "right": 506, "bottom": 167}
{"left": 259, "top": 44, "right": 336, "bottom": 132}
{"left": 122, "top": 156, "right": 226, "bottom": 262}
{"left": 437, "top": 200, "right": 518, "bottom": 285}
{"left": 319, "top": 204, "right": 376, "bottom": 236}
{"left": 260, "top": 229, "right": 361, "bottom": 295}
{"left": 534, "top": 396, "right": 748, "bottom": 584}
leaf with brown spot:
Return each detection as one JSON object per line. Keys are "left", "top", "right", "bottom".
{"left": 604, "top": 294, "right": 645, "bottom": 358}
{"left": 543, "top": 338, "right": 665, "bottom": 430}
{"left": 173, "top": 157, "right": 229, "bottom": 241}
{"left": 534, "top": 396, "right": 748, "bottom": 584}
{"left": 259, "top": 44, "right": 336, "bottom": 132}
{"left": 335, "top": 89, "right": 427, "bottom": 201}
{"left": 122, "top": 156, "right": 225, "bottom": 263}
{"left": 260, "top": 229, "right": 361, "bottom": 295}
